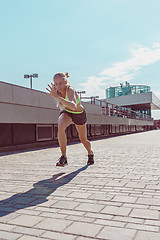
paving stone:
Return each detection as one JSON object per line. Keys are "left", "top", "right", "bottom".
{"left": 16, "top": 209, "right": 41, "bottom": 216}
{"left": 0, "top": 223, "right": 15, "bottom": 231}
{"left": 17, "top": 236, "right": 44, "bottom": 240}
{"left": 8, "top": 215, "right": 44, "bottom": 227}
{"left": 113, "top": 216, "right": 144, "bottom": 224}
{"left": 76, "top": 237, "right": 96, "bottom": 240}
{"left": 122, "top": 203, "right": 148, "bottom": 209}
{"left": 112, "top": 195, "right": 137, "bottom": 203}
{"left": 149, "top": 205, "right": 160, "bottom": 211}
{"left": 88, "top": 193, "right": 114, "bottom": 201}
{"left": 64, "top": 222, "right": 103, "bottom": 238}
{"left": 58, "top": 209, "right": 85, "bottom": 216}
{"left": 75, "top": 202, "right": 105, "bottom": 213}
{"left": 34, "top": 199, "right": 58, "bottom": 207}
{"left": 0, "top": 230, "right": 22, "bottom": 240}
{"left": 67, "top": 191, "right": 92, "bottom": 199}
{"left": 52, "top": 189, "right": 72, "bottom": 197}
{"left": 144, "top": 219, "right": 160, "bottom": 226}
{"left": 34, "top": 206, "right": 59, "bottom": 213}
{"left": 101, "top": 205, "right": 132, "bottom": 216}
{"left": 130, "top": 208, "right": 159, "bottom": 220}
{"left": 135, "top": 231, "right": 160, "bottom": 240}
{"left": 146, "top": 184, "right": 160, "bottom": 190}
{"left": 66, "top": 215, "right": 94, "bottom": 223}
{"left": 126, "top": 222, "right": 159, "bottom": 232}
{"left": 0, "top": 130, "right": 160, "bottom": 239}
{"left": 51, "top": 200, "right": 80, "bottom": 210}
{"left": 12, "top": 226, "right": 45, "bottom": 236}
{"left": 125, "top": 183, "right": 147, "bottom": 189}
{"left": 136, "top": 197, "right": 160, "bottom": 206}
{"left": 74, "top": 198, "right": 98, "bottom": 204}
{"left": 35, "top": 218, "right": 72, "bottom": 231}
{"left": 0, "top": 213, "right": 19, "bottom": 223}
{"left": 41, "top": 230, "right": 76, "bottom": 240}
{"left": 100, "top": 201, "right": 122, "bottom": 207}
{"left": 105, "top": 181, "right": 126, "bottom": 187}
{"left": 97, "top": 226, "right": 136, "bottom": 240}
{"left": 39, "top": 212, "right": 67, "bottom": 219}
{"left": 94, "top": 219, "right": 125, "bottom": 227}
{"left": 85, "top": 212, "right": 113, "bottom": 220}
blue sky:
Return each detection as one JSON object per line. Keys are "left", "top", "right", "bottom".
{"left": 0, "top": 0, "right": 160, "bottom": 118}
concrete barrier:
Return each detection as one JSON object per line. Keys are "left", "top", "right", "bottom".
{"left": 0, "top": 81, "right": 153, "bottom": 153}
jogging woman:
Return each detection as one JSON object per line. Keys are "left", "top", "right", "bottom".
{"left": 46, "top": 72, "right": 94, "bottom": 167}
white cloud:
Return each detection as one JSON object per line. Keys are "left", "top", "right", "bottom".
{"left": 153, "top": 43, "right": 160, "bottom": 48}
{"left": 80, "top": 76, "right": 109, "bottom": 99}
{"left": 80, "top": 43, "right": 160, "bottom": 98}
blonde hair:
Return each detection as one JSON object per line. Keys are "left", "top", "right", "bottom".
{"left": 53, "top": 72, "right": 70, "bottom": 110}
{"left": 53, "top": 72, "right": 69, "bottom": 80}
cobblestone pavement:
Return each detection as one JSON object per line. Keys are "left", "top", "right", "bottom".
{"left": 0, "top": 130, "right": 160, "bottom": 240}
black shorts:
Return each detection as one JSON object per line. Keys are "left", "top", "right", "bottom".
{"left": 60, "top": 109, "right": 87, "bottom": 125}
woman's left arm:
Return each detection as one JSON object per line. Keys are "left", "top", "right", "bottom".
{"left": 46, "top": 83, "right": 77, "bottom": 111}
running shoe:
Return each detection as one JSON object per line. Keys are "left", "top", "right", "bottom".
{"left": 87, "top": 152, "right": 94, "bottom": 165}
{"left": 56, "top": 155, "right": 68, "bottom": 167}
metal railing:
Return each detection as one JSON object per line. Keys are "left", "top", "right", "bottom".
{"left": 83, "top": 97, "right": 153, "bottom": 121}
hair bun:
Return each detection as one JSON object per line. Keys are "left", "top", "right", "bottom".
{"left": 65, "top": 72, "right": 69, "bottom": 78}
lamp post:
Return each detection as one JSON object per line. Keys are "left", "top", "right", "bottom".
{"left": 77, "top": 91, "right": 86, "bottom": 99}
{"left": 24, "top": 73, "right": 38, "bottom": 89}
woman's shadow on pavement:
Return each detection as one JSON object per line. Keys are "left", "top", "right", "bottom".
{"left": 0, "top": 165, "right": 88, "bottom": 218}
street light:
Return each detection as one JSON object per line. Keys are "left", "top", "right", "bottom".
{"left": 24, "top": 73, "right": 38, "bottom": 89}
{"left": 77, "top": 91, "right": 86, "bottom": 99}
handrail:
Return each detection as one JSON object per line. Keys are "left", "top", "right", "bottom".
{"left": 83, "top": 97, "right": 152, "bottom": 121}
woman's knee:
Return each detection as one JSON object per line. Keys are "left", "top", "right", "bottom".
{"left": 80, "top": 137, "right": 88, "bottom": 145}
{"left": 58, "top": 113, "right": 72, "bottom": 131}
{"left": 58, "top": 120, "right": 67, "bottom": 131}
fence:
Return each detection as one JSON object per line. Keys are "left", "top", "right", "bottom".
{"left": 86, "top": 97, "right": 153, "bottom": 121}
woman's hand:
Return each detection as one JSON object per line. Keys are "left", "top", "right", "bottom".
{"left": 46, "top": 83, "right": 59, "bottom": 99}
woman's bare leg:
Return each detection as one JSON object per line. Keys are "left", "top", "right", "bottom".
{"left": 76, "top": 124, "right": 92, "bottom": 155}
{"left": 58, "top": 113, "right": 72, "bottom": 157}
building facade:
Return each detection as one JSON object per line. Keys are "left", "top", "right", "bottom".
{"left": 105, "top": 82, "right": 160, "bottom": 118}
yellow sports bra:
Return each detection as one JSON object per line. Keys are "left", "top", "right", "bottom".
{"left": 64, "top": 86, "right": 83, "bottom": 114}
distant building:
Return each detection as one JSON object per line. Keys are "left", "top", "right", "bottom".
{"left": 106, "top": 82, "right": 150, "bottom": 98}
{"left": 105, "top": 82, "right": 160, "bottom": 118}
